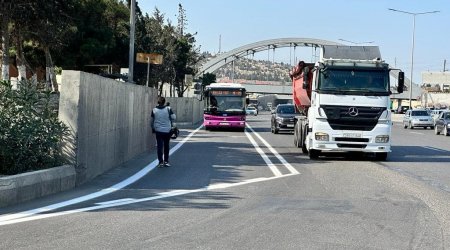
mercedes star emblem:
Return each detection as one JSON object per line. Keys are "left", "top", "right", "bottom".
{"left": 348, "top": 107, "right": 359, "bottom": 117}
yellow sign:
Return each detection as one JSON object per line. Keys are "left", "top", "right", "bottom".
{"left": 185, "top": 74, "right": 193, "bottom": 87}
{"left": 136, "top": 53, "right": 163, "bottom": 64}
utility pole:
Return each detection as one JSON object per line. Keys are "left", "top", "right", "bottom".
{"left": 128, "top": 0, "right": 136, "bottom": 83}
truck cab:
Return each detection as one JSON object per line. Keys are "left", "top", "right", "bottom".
{"left": 292, "top": 46, "right": 404, "bottom": 160}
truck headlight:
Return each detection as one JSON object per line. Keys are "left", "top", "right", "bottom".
{"left": 315, "top": 132, "right": 329, "bottom": 141}
{"left": 375, "top": 135, "right": 389, "bottom": 143}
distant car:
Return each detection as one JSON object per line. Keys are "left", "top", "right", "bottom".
{"left": 434, "top": 111, "right": 450, "bottom": 136}
{"left": 403, "top": 109, "right": 434, "bottom": 129}
{"left": 271, "top": 104, "right": 297, "bottom": 134}
{"left": 396, "top": 106, "right": 410, "bottom": 114}
{"left": 246, "top": 106, "right": 258, "bottom": 116}
{"left": 430, "top": 109, "right": 445, "bottom": 125}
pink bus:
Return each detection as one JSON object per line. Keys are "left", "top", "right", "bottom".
{"left": 203, "top": 83, "right": 248, "bottom": 131}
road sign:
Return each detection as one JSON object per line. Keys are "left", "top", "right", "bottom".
{"left": 136, "top": 53, "right": 163, "bottom": 64}
{"left": 185, "top": 74, "right": 193, "bottom": 87}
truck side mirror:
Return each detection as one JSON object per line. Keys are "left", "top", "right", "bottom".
{"left": 397, "top": 71, "right": 405, "bottom": 93}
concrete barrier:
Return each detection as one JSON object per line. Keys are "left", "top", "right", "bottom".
{"left": 0, "top": 165, "right": 76, "bottom": 208}
{"left": 165, "top": 97, "right": 203, "bottom": 127}
{"left": 59, "top": 71, "right": 158, "bottom": 185}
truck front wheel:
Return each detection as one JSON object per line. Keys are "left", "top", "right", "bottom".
{"left": 375, "top": 152, "right": 387, "bottom": 161}
{"left": 301, "top": 125, "right": 308, "bottom": 154}
{"left": 309, "top": 149, "right": 320, "bottom": 160}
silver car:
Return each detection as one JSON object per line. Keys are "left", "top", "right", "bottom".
{"left": 403, "top": 109, "right": 434, "bottom": 129}
{"left": 434, "top": 111, "right": 450, "bottom": 136}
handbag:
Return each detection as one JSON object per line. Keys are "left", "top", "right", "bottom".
{"left": 167, "top": 107, "right": 179, "bottom": 139}
{"left": 170, "top": 126, "right": 179, "bottom": 139}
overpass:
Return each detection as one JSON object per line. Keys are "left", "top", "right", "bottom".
{"left": 241, "top": 83, "right": 291, "bottom": 95}
{"left": 195, "top": 38, "right": 343, "bottom": 78}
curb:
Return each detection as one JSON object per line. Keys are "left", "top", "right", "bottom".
{"left": 0, "top": 165, "right": 76, "bottom": 208}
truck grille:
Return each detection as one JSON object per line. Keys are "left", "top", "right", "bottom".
{"left": 321, "top": 105, "right": 386, "bottom": 131}
{"left": 337, "top": 143, "right": 367, "bottom": 148}
{"left": 334, "top": 137, "right": 369, "bottom": 142}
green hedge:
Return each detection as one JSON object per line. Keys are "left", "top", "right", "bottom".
{"left": 0, "top": 80, "right": 68, "bottom": 175}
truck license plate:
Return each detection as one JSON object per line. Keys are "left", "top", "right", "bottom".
{"left": 219, "top": 122, "right": 229, "bottom": 125}
{"left": 343, "top": 133, "right": 362, "bottom": 138}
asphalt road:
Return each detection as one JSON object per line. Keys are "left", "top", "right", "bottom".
{"left": 1, "top": 112, "right": 450, "bottom": 249}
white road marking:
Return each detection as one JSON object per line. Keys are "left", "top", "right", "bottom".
{"left": 245, "top": 130, "right": 283, "bottom": 177}
{"left": 0, "top": 174, "right": 298, "bottom": 226}
{"left": 423, "top": 146, "right": 448, "bottom": 153}
{"left": 95, "top": 198, "right": 136, "bottom": 206}
{"left": 410, "top": 131, "right": 424, "bottom": 135}
{"left": 246, "top": 124, "right": 300, "bottom": 175}
{"left": 0, "top": 125, "right": 204, "bottom": 223}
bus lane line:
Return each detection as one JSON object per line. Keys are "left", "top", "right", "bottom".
{"left": 246, "top": 124, "right": 300, "bottom": 175}
{"left": 245, "top": 130, "right": 283, "bottom": 177}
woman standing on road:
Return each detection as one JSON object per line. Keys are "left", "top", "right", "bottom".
{"left": 151, "top": 96, "right": 176, "bottom": 167}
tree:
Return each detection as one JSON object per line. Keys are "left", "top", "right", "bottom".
{"left": 199, "top": 72, "right": 216, "bottom": 87}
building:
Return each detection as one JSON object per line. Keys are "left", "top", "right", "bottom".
{"left": 421, "top": 72, "right": 450, "bottom": 109}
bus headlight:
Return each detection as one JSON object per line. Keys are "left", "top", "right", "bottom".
{"left": 315, "top": 132, "right": 329, "bottom": 141}
{"left": 375, "top": 135, "right": 389, "bottom": 143}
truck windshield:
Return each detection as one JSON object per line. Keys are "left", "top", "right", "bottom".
{"left": 318, "top": 68, "right": 389, "bottom": 95}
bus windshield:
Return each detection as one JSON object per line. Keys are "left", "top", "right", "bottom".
{"left": 208, "top": 96, "right": 245, "bottom": 112}
{"left": 204, "top": 87, "right": 246, "bottom": 114}
{"left": 318, "top": 68, "right": 390, "bottom": 96}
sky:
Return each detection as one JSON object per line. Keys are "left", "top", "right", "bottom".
{"left": 139, "top": 0, "right": 450, "bottom": 84}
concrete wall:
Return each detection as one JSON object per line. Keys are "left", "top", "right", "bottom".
{"left": 165, "top": 97, "right": 203, "bottom": 126}
{"left": 59, "top": 71, "right": 157, "bottom": 185}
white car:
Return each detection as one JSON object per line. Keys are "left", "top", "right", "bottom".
{"left": 246, "top": 106, "right": 258, "bottom": 116}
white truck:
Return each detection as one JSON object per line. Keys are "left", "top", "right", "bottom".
{"left": 291, "top": 45, "right": 405, "bottom": 160}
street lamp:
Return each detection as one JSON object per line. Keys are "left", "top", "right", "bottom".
{"left": 338, "top": 39, "right": 374, "bottom": 45}
{"left": 388, "top": 8, "right": 439, "bottom": 109}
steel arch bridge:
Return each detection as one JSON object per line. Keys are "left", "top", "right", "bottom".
{"left": 195, "top": 37, "right": 343, "bottom": 78}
